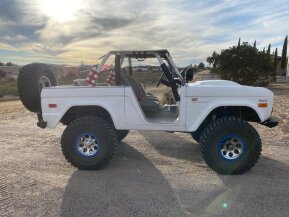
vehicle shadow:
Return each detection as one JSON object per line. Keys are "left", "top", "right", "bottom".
{"left": 60, "top": 142, "right": 187, "bottom": 217}
{"left": 139, "top": 131, "right": 203, "bottom": 163}
{"left": 203, "top": 156, "right": 289, "bottom": 217}
{"left": 139, "top": 131, "right": 289, "bottom": 217}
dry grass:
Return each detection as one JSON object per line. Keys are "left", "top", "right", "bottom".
{"left": 267, "top": 84, "right": 289, "bottom": 134}
{"left": 0, "top": 78, "right": 18, "bottom": 98}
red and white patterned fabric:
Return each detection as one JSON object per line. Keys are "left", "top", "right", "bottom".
{"left": 106, "top": 70, "right": 115, "bottom": 85}
{"left": 85, "top": 67, "right": 99, "bottom": 85}
{"left": 85, "top": 64, "right": 112, "bottom": 85}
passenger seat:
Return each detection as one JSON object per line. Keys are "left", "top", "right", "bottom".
{"left": 121, "top": 69, "right": 161, "bottom": 113}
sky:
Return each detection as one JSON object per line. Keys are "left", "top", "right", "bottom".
{"left": 0, "top": 0, "right": 288, "bottom": 66}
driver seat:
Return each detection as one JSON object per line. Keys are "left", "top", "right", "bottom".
{"left": 120, "top": 69, "right": 161, "bottom": 113}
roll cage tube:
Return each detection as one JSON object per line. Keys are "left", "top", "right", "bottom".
{"left": 115, "top": 54, "right": 121, "bottom": 85}
{"left": 96, "top": 52, "right": 112, "bottom": 73}
{"left": 166, "top": 53, "right": 185, "bottom": 85}
{"left": 155, "top": 54, "right": 180, "bottom": 101}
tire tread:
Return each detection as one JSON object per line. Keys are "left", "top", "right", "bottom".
{"left": 199, "top": 116, "right": 262, "bottom": 174}
{"left": 61, "top": 116, "right": 118, "bottom": 170}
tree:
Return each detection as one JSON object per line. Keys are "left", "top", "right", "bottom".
{"left": 207, "top": 51, "right": 219, "bottom": 69}
{"left": 207, "top": 42, "right": 274, "bottom": 86}
{"left": 273, "top": 48, "right": 278, "bottom": 81}
{"left": 281, "top": 35, "right": 288, "bottom": 76}
{"left": 197, "top": 62, "right": 205, "bottom": 70}
{"left": 253, "top": 40, "right": 256, "bottom": 48}
{"left": 267, "top": 44, "right": 271, "bottom": 55}
{"left": 238, "top": 38, "right": 241, "bottom": 47}
{"left": 6, "top": 62, "right": 14, "bottom": 66}
{"left": 0, "top": 62, "right": 4, "bottom": 66}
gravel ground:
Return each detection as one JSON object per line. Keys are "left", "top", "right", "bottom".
{"left": 1, "top": 85, "right": 289, "bottom": 217}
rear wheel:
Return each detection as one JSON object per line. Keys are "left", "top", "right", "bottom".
{"left": 61, "top": 116, "right": 118, "bottom": 170}
{"left": 199, "top": 117, "right": 261, "bottom": 175}
{"left": 17, "top": 63, "right": 56, "bottom": 112}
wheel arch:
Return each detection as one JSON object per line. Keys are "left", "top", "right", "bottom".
{"left": 60, "top": 105, "right": 115, "bottom": 127}
{"left": 191, "top": 105, "right": 262, "bottom": 132}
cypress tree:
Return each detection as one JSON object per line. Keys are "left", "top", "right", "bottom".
{"left": 274, "top": 48, "right": 278, "bottom": 69}
{"left": 253, "top": 40, "right": 256, "bottom": 48}
{"left": 281, "top": 35, "right": 288, "bottom": 75}
{"left": 238, "top": 38, "right": 241, "bottom": 47}
{"left": 267, "top": 44, "right": 271, "bottom": 55}
{"left": 274, "top": 48, "right": 278, "bottom": 79}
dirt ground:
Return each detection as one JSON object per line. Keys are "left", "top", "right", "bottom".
{"left": 1, "top": 84, "right": 289, "bottom": 217}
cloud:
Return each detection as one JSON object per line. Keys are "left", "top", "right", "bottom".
{"left": 0, "top": 0, "right": 288, "bottom": 65}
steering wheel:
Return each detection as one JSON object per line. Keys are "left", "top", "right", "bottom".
{"left": 156, "top": 72, "right": 165, "bottom": 87}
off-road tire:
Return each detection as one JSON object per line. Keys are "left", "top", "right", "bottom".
{"left": 191, "top": 125, "right": 205, "bottom": 143}
{"left": 199, "top": 117, "right": 261, "bottom": 175}
{"left": 116, "top": 130, "right": 129, "bottom": 142}
{"left": 17, "top": 63, "right": 57, "bottom": 113}
{"left": 191, "top": 120, "right": 210, "bottom": 143}
{"left": 191, "top": 132, "right": 200, "bottom": 143}
{"left": 61, "top": 116, "right": 118, "bottom": 170}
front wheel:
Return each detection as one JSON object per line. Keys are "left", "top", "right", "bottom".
{"left": 199, "top": 117, "right": 262, "bottom": 175}
{"left": 61, "top": 116, "right": 118, "bottom": 170}
{"left": 116, "top": 130, "right": 129, "bottom": 142}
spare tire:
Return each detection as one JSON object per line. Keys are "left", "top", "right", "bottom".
{"left": 17, "top": 63, "right": 57, "bottom": 113}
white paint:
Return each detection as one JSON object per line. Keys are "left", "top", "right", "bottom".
{"left": 40, "top": 51, "right": 274, "bottom": 132}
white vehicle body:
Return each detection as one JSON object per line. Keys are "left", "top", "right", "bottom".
{"left": 37, "top": 50, "right": 276, "bottom": 132}
{"left": 41, "top": 80, "right": 274, "bottom": 132}
{"left": 17, "top": 49, "right": 278, "bottom": 174}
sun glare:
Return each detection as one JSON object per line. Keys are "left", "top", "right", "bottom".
{"left": 39, "top": 0, "right": 83, "bottom": 22}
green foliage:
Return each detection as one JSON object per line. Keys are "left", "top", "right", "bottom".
{"left": 281, "top": 35, "right": 288, "bottom": 74}
{"left": 207, "top": 42, "right": 274, "bottom": 86}
{"left": 197, "top": 62, "right": 205, "bottom": 70}
{"left": 274, "top": 48, "right": 278, "bottom": 74}
{"left": 238, "top": 38, "right": 241, "bottom": 47}
{"left": 0, "top": 78, "right": 18, "bottom": 98}
{"left": 267, "top": 44, "right": 271, "bottom": 55}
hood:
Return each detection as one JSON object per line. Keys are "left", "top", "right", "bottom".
{"left": 186, "top": 80, "right": 273, "bottom": 98}
{"left": 190, "top": 80, "right": 240, "bottom": 87}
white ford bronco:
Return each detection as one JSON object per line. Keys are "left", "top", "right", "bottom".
{"left": 17, "top": 50, "right": 278, "bottom": 174}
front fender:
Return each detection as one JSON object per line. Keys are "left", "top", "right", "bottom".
{"left": 186, "top": 100, "right": 270, "bottom": 132}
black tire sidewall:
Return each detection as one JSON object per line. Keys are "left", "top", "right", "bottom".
{"left": 116, "top": 130, "right": 129, "bottom": 142}
{"left": 61, "top": 117, "right": 117, "bottom": 170}
{"left": 200, "top": 118, "right": 261, "bottom": 174}
{"left": 17, "top": 63, "right": 56, "bottom": 112}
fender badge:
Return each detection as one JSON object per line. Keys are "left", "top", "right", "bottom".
{"left": 191, "top": 98, "right": 198, "bottom": 102}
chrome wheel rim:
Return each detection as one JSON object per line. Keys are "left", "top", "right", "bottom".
{"left": 76, "top": 133, "right": 99, "bottom": 157}
{"left": 218, "top": 134, "right": 246, "bottom": 160}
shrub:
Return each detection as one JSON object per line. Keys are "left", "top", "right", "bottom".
{"left": 207, "top": 42, "right": 274, "bottom": 86}
{"left": 0, "top": 78, "right": 18, "bottom": 98}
